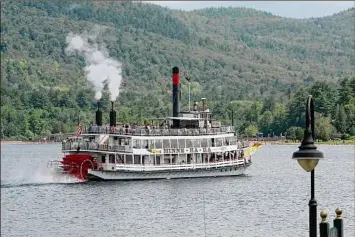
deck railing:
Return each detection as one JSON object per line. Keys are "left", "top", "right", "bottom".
{"left": 82, "top": 125, "right": 235, "bottom": 136}
{"left": 62, "top": 141, "right": 132, "bottom": 152}
{"left": 98, "top": 159, "right": 249, "bottom": 172}
{"left": 62, "top": 140, "right": 250, "bottom": 152}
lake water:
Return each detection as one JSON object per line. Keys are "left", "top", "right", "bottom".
{"left": 1, "top": 144, "right": 354, "bottom": 237}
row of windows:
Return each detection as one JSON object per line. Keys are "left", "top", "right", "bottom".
{"left": 106, "top": 151, "right": 243, "bottom": 165}
{"left": 129, "top": 137, "right": 240, "bottom": 149}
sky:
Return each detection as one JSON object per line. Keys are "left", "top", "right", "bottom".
{"left": 148, "top": 1, "right": 354, "bottom": 19}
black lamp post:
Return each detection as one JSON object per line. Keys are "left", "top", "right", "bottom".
{"left": 292, "top": 95, "right": 324, "bottom": 237}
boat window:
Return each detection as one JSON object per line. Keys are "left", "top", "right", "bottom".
{"left": 136, "top": 139, "right": 142, "bottom": 148}
{"left": 155, "top": 139, "right": 163, "bottom": 149}
{"left": 171, "top": 154, "right": 177, "bottom": 164}
{"left": 202, "top": 153, "right": 210, "bottom": 163}
{"left": 164, "top": 156, "right": 171, "bottom": 164}
{"left": 116, "top": 155, "right": 123, "bottom": 163}
{"left": 155, "top": 155, "right": 161, "bottom": 165}
{"left": 124, "top": 138, "right": 130, "bottom": 145}
{"left": 148, "top": 140, "right": 155, "bottom": 149}
{"left": 141, "top": 155, "right": 147, "bottom": 165}
{"left": 126, "top": 155, "right": 133, "bottom": 164}
{"left": 143, "top": 140, "right": 149, "bottom": 149}
{"left": 178, "top": 139, "right": 185, "bottom": 148}
{"left": 109, "top": 154, "right": 115, "bottom": 163}
{"left": 216, "top": 138, "right": 223, "bottom": 146}
{"left": 170, "top": 139, "right": 178, "bottom": 148}
{"left": 132, "top": 139, "right": 138, "bottom": 148}
{"left": 148, "top": 155, "right": 155, "bottom": 165}
{"left": 186, "top": 139, "right": 193, "bottom": 148}
{"left": 196, "top": 153, "right": 203, "bottom": 163}
{"left": 201, "top": 139, "right": 208, "bottom": 147}
{"left": 163, "top": 139, "right": 170, "bottom": 148}
{"left": 193, "top": 139, "right": 201, "bottom": 148}
{"left": 134, "top": 155, "right": 141, "bottom": 164}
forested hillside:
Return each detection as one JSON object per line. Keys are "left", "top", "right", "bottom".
{"left": 1, "top": 1, "right": 354, "bottom": 141}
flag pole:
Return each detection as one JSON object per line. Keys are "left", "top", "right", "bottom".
{"left": 186, "top": 76, "right": 191, "bottom": 112}
{"left": 189, "top": 81, "right": 191, "bottom": 111}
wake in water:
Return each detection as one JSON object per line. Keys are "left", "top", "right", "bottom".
{"left": 1, "top": 163, "right": 85, "bottom": 188}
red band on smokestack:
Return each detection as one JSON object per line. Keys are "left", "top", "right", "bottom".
{"left": 172, "top": 67, "right": 179, "bottom": 85}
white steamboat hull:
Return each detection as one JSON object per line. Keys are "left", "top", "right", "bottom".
{"left": 87, "top": 164, "right": 250, "bottom": 180}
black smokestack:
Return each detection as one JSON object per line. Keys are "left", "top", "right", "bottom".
{"left": 109, "top": 101, "right": 116, "bottom": 127}
{"left": 172, "top": 66, "right": 180, "bottom": 128}
{"left": 95, "top": 101, "right": 102, "bottom": 126}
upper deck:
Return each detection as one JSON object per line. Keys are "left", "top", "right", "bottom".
{"left": 80, "top": 66, "right": 235, "bottom": 139}
{"left": 82, "top": 125, "right": 235, "bottom": 137}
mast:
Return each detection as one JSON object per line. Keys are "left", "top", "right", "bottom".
{"left": 186, "top": 76, "right": 191, "bottom": 112}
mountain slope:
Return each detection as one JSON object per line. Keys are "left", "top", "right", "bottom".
{"left": 1, "top": 1, "right": 354, "bottom": 139}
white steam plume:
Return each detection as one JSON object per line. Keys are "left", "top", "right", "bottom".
{"left": 65, "top": 32, "right": 123, "bottom": 101}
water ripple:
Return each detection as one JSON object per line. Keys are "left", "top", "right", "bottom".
{"left": 1, "top": 144, "right": 354, "bottom": 237}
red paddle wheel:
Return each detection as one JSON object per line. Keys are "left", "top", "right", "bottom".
{"left": 61, "top": 154, "right": 97, "bottom": 180}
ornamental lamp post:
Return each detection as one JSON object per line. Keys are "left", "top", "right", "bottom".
{"left": 292, "top": 95, "right": 324, "bottom": 237}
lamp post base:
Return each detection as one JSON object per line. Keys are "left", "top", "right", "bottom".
{"left": 309, "top": 198, "right": 317, "bottom": 237}
{"left": 309, "top": 169, "right": 317, "bottom": 237}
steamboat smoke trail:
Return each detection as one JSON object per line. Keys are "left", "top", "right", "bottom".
{"left": 65, "top": 32, "right": 123, "bottom": 101}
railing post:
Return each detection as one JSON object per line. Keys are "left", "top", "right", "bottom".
{"left": 319, "top": 210, "right": 329, "bottom": 237}
{"left": 333, "top": 208, "right": 343, "bottom": 237}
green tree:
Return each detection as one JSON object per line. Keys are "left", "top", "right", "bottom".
{"left": 286, "top": 126, "right": 304, "bottom": 141}
{"left": 315, "top": 116, "right": 333, "bottom": 141}
{"left": 310, "top": 81, "right": 335, "bottom": 117}
{"left": 258, "top": 110, "right": 273, "bottom": 134}
{"left": 287, "top": 86, "right": 308, "bottom": 128}
{"left": 1, "top": 2, "right": 354, "bottom": 140}
{"left": 244, "top": 124, "right": 258, "bottom": 137}
{"left": 335, "top": 105, "right": 348, "bottom": 134}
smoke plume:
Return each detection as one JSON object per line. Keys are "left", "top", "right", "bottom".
{"left": 65, "top": 32, "right": 123, "bottom": 101}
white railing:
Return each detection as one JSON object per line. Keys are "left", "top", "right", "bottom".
{"left": 83, "top": 125, "right": 235, "bottom": 136}
{"left": 107, "top": 159, "right": 248, "bottom": 172}
{"left": 62, "top": 141, "right": 131, "bottom": 152}
{"left": 62, "top": 141, "right": 250, "bottom": 152}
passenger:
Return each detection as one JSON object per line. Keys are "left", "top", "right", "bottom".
{"left": 88, "top": 122, "right": 93, "bottom": 133}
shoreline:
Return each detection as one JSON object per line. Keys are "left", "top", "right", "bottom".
{"left": 262, "top": 140, "right": 354, "bottom": 145}
{"left": 0, "top": 140, "right": 58, "bottom": 145}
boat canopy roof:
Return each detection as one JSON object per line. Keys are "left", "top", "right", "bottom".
{"left": 165, "top": 117, "right": 204, "bottom": 121}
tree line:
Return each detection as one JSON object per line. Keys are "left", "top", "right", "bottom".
{"left": 1, "top": 1, "right": 354, "bottom": 141}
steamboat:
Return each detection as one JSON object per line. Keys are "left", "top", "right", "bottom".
{"left": 50, "top": 67, "right": 262, "bottom": 181}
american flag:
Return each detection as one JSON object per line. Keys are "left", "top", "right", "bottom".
{"left": 76, "top": 125, "right": 82, "bottom": 137}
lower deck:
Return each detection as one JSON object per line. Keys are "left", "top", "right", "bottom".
{"left": 98, "top": 156, "right": 250, "bottom": 172}
{"left": 87, "top": 163, "right": 250, "bottom": 180}
{"left": 65, "top": 147, "right": 250, "bottom": 172}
